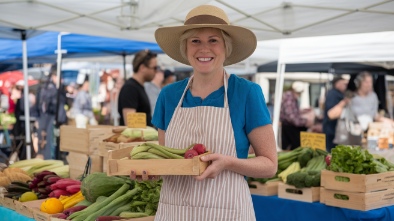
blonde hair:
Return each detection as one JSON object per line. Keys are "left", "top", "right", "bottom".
{"left": 179, "top": 28, "right": 233, "bottom": 61}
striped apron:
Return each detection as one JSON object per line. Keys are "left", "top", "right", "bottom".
{"left": 155, "top": 73, "right": 256, "bottom": 221}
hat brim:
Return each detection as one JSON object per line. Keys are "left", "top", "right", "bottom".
{"left": 155, "top": 24, "right": 257, "bottom": 66}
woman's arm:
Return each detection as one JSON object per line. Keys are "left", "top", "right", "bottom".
{"left": 327, "top": 99, "right": 348, "bottom": 119}
{"left": 196, "top": 124, "right": 277, "bottom": 180}
{"left": 158, "top": 129, "right": 165, "bottom": 146}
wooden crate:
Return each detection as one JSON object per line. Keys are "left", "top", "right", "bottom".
{"left": 66, "top": 152, "right": 103, "bottom": 179}
{"left": 60, "top": 125, "right": 113, "bottom": 155}
{"left": 98, "top": 141, "right": 149, "bottom": 157}
{"left": 320, "top": 188, "right": 394, "bottom": 211}
{"left": 2, "top": 196, "right": 16, "bottom": 210}
{"left": 249, "top": 181, "right": 280, "bottom": 196}
{"left": 321, "top": 170, "right": 394, "bottom": 193}
{"left": 278, "top": 182, "right": 320, "bottom": 203}
{"left": 13, "top": 199, "right": 45, "bottom": 218}
{"left": 107, "top": 146, "right": 209, "bottom": 176}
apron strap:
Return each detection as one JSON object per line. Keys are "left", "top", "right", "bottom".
{"left": 176, "top": 71, "right": 229, "bottom": 108}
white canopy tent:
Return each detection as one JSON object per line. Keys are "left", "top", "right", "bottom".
{"left": 1, "top": 0, "right": 394, "bottom": 42}
{"left": 271, "top": 31, "right": 394, "bottom": 147}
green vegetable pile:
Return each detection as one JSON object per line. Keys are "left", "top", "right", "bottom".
{"left": 286, "top": 155, "right": 327, "bottom": 188}
{"left": 248, "top": 147, "right": 328, "bottom": 187}
{"left": 327, "top": 145, "right": 394, "bottom": 174}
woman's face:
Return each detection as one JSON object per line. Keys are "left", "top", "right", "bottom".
{"left": 186, "top": 28, "right": 226, "bottom": 75}
{"left": 360, "top": 75, "right": 373, "bottom": 93}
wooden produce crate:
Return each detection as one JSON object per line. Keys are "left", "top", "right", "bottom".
{"left": 107, "top": 146, "right": 209, "bottom": 176}
{"left": 2, "top": 196, "right": 16, "bottom": 210}
{"left": 66, "top": 152, "right": 103, "bottom": 179}
{"left": 60, "top": 125, "right": 113, "bottom": 155}
{"left": 320, "top": 188, "right": 394, "bottom": 211}
{"left": 278, "top": 182, "right": 320, "bottom": 203}
{"left": 98, "top": 141, "right": 152, "bottom": 157}
{"left": 249, "top": 181, "right": 280, "bottom": 196}
{"left": 321, "top": 170, "right": 394, "bottom": 193}
{"left": 13, "top": 199, "right": 45, "bottom": 218}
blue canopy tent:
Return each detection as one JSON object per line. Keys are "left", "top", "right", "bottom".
{"left": 0, "top": 30, "right": 162, "bottom": 159}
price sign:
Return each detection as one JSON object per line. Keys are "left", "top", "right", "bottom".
{"left": 300, "top": 132, "right": 326, "bottom": 150}
{"left": 126, "top": 112, "right": 147, "bottom": 128}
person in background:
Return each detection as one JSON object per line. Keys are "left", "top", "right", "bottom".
{"left": 71, "top": 78, "right": 97, "bottom": 128}
{"left": 162, "top": 69, "right": 176, "bottom": 87}
{"left": 117, "top": 50, "right": 157, "bottom": 126}
{"left": 322, "top": 77, "right": 348, "bottom": 152}
{"left": 350, "top": 71, "right": 392, "bottom": 130}
{"left": 144, "top": 67, "right": 164, "bottom": 117}
{"left": 37, "top": 64, "right": 66, "bottom": 159}
{"left": 140, "top": 5, "right": 277, "bottom": 220}
{"left": 280, "top": 81, "right": 313, "bottom": 150}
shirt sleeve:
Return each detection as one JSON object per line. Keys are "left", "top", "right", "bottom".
{"left": 245, "top": 84, "right": 272, "bottom": 135}
{"left": 152, "top": 90, "right": 165, "bottom": 130}
{"left": 325, "top": 91, "right": 342, "bottom": 113}
{"left": 119, "top": 84, "right": 139, "bottom": 110}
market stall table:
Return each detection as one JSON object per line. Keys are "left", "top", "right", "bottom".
{"left": 252, "top": 194, "right": 394, "bottom": 221}
{"left": 0, "top": 206, "right": 34, "bottom": 221}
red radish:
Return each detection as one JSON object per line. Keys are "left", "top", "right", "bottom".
{"left": 193, "top": 144, "right": 206, "bottom": 155}
{"left": 50, "top": 189, "right": 71, "bottom": 198}
{"left": 66, "top": 184, "right": 81, "bottom": 194}
{"left": 325, "top": 155, "right": 331, "bottom": 166}
{"left": 63, "top": 205, "right": 88, "bottom": 216}
{"left": 184, "top": 149, "right": 199, "bottom": 159}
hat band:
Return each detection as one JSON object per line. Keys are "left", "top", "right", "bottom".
{"left": 184, "top": 15, "right": 228, "bottom": 25}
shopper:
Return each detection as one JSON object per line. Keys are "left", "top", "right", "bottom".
{"left": 322, "top": 77, "right": 348, "bottom": 152}
{"left": 131, "top": 5, "right": 277, "bottom": 221}
{"left": 144, "top": 67, "right": 164, "bottom": 116}
{"left": 71, "top": 79, "right": 97, "bottom": 128}
{"left": 280, "top": 81, "right": 313, "bottom": 150}
{"left": 162, "top": 69, "right": 176, "bottom": 87}
{"left": 117, "top": 50, "right": 157, "bottom": 126}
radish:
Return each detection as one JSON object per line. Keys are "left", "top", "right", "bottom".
{"left": 184, "top": 149, "right": 199, "bottom": 159}
{"left": 193, "top": 144, "right": 206, "bottom": 155}
{"left": 325, "top": 155, "right": 331, "bottom": 166}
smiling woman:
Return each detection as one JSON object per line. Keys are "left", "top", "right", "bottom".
{"left": 133, "top": 5, "right": 278, "bottom": 221}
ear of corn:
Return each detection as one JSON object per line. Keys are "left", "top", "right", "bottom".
{"left": 8, "top": 159, "right": 44, "bottom": 168}
{"left": 27, "top": 160, "right": 64, "bottom": 176}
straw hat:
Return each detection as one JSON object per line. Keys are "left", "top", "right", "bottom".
{"left": 155, "top": 5, "right": 257, "bottom": 66}
{"left": 292, "top": 81, "right": 305, "bottom": 93}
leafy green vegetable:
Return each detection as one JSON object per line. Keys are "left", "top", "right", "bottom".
{"left": 327, "top": 145, "right": 391, "bottom": 174}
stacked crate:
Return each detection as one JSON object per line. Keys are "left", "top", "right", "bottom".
{"left": 320, "top": 170, "right": 394, "bottom": 211}
{"left": 60, "top": 125, "right": 113, "bottom": 179}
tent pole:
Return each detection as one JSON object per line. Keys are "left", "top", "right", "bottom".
{"left": 272, "top": 62, "right": 286, "bottom": 151}
{"left": 123, "top": 53, "right": 127, "bottom": 81}
{"left": 54, "top": 33, "right": 65, "bottom": 160}
{"left": 21, "top": 30, "right": 32, "bottom": 160}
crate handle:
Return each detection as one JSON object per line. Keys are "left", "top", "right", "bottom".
{"left": 285, "top": 188, "right": 303, "bottom": 195}
{"left": 335, "top": 176, "right": 350, "bottom": 182}
{"left": 334, "top": 193, "right": 349, "bottom": 200}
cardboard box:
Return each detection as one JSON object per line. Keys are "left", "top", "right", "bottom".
{"left": 66, "top": 152, "right": 103, "bottom": 179}
{"left": 320, "top": 188, "right": 394, "bottom": 211}
{"left": 60, "top": 125, "right": 113, "bottom": 155}
{"left": 278, "top": 183, "right": 320, "bottom": 203}
{"left": 321, "top": 170, "right": 394, "bottom": 193}
{"left": 249, "top": 181, "right": 280, "bottom": 196}
{"left": 107, "top": 146, "right": 209, "bottom": 176}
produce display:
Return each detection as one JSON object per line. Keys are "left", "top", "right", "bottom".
{"left": 8, "top": 158, "right": 69, "bottom": 178}
{"left": 286, "top": 155, "right": 326, "bottom": 188}
{"left": 248, "top": 147, "right": 328, "bottom": 186}
{"left": 103, "top": 127, "right": 158, "bottom": 143}
{"left": 130, "top": 143, "right": 206, "bottom": 159}
{"left": 327, "top": 145, "right": 394, "bottom": 174}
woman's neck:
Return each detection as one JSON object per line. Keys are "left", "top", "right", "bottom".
{"left": 190, "top": 70, "right": 225, "bottom": 99}
{"left": 357, "top": 89, "right": 369, "bottom": 97}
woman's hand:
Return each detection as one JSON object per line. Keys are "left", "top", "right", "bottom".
{"left": 129, "top": 170, "right": 160, "bottom": 182}
{"left": 195, "top": 153, "right": 232, "bottom": 181}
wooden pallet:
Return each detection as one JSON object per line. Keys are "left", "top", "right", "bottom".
{"left": 249, "top": 181, "right": 280, "bottom": 196}
{"left": 320, "top": 188, "right": 394, "bottom": 211}
{"left": 321, "top": 170, "right": 394, "bottom": 193}
{"left": 278, "top": 183, "right": 320, "bottom": 203}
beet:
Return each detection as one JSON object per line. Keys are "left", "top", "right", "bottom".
{"left": 193, "top": 144, "right": 206, "bottom": 155}
{"left": 184, "top": 149, "right": 199, "bottom": 159}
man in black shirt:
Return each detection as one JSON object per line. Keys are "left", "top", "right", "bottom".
{"left": 118, "top": 50, "right": 158, "bottom": 126}
{"left": 323, "top": 77, "right": 348, "bottom": 152}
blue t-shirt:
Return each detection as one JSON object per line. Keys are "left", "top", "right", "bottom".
{"left": 152, "top": 74, "right": 271, "bottom": 159}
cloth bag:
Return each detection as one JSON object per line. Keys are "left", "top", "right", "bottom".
{"left": 333, "top": 106, "right": 362, "bottom": 146}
